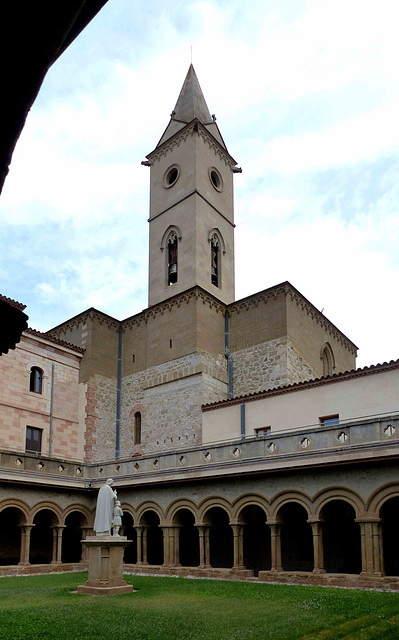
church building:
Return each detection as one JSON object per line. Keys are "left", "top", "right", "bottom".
{"left": 0, "top": 66, "right": 398, "bottom": 589}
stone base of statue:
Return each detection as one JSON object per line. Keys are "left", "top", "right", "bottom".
{"left": 77, "top": 535, "right": 133, "bottom": 595}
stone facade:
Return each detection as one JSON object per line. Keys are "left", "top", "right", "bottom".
{"left": 120, "top": 350, "right": 228, "bottom": 457}
{"left": 232, "top": 337, "right": 314, "bottom": 397}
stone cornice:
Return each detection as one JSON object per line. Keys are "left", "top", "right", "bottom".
{"left": 202, "top": 358, "right": 399, "bottom": 411}
{"left": 146, "top": 120, "right": 237, "bottom": 168}
{"left": 48, "top": 308, "right": 121, "bottom": 337}
{"left": 145, "top": 286, "right": 226, "bottom": 322}
{"left": 228, "top": 281, "right": 357, "bottom": 356}
{"left": 122, "top": 287, "right": 226, "bottom": 330}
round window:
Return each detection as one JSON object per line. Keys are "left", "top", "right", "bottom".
{"left": 209, "top": 167, "right": 223, "bottom": 192}
{"left": 163, "top": 164, "right": 180, "bottom": 188}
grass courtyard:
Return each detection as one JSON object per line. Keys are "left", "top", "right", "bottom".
{"left": 0, "top": 573, "right": 398, "bottom": 640}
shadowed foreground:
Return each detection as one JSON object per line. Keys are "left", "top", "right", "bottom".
{"left": 0, "top": 573, "right": 398, "bottom": 640}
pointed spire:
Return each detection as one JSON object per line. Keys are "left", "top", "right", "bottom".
{"left": 154, "top": 65, "right": 227, "bottom": 151}
{"left": 172, "top": 64, "right": 212, "bottom": 123}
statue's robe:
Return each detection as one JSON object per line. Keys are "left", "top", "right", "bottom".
{"left": 94, "top": 483, "right": 115, "bottom": 533}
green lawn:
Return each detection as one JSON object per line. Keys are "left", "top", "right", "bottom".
{"left": 0, "top": 573, "right": 398, "bottom": 640}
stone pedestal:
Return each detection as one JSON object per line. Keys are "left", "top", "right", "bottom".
{"left": 77, "top": 535, "right": 133, "bottom": 595}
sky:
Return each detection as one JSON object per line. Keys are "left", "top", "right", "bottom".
{"left": 1, "top": 0, "right": 399, "bottom": 368}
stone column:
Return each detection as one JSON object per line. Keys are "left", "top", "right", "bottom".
{"left": 171, "top": 525, "right": 182, "bottom": 567}
{"left": 18, "top": 524, "right": 34, "bottom": 565}
{"left": 134, "top": 525, "right": 147, "bottom": 565}
{"left": 372, "top": 521, "right": 383, "bottom": 576}
{"left": 197, "top": 525, "right": 211, "bottom": 568}
{"left": 309, "top": 520, "right": 325, "bottom": 573}
{"left": 269, "top": 523, "right": 282, "bottom": 572}
{"left": 357, "top": 518, "right": 383, "bottom": 576}
{"left": 231, "top": 524, "right": 245, "bottom": 569}
{"left": 51, "top": 525, "right": 65, "bottom": 564}
{"left": 162, "top": 527, "right": 170, "bottom": 566}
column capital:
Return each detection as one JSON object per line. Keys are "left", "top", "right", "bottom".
{"left": 355, "top": 517, "right": 381, "bottom": 524}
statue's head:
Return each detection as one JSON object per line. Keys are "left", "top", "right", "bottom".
{"left": 106, "top": 478, "right": 114, "bottom": 485}
{"left": 116, "top": 500, "right": 121, "bottom": 506}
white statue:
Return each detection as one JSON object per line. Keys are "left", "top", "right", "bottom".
{"left": 94, "top": 478, "right": 117, "bottom": 535}
{"left": 112, "top": 500, "right": 123, "bottom": 536}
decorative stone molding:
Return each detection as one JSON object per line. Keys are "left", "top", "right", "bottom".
{"left": 146, "top": 120, "right": 237, "bottom": 169}
{"left": 228, "top": 282, "right": 357, "bottom": 356}
{"left": 144, "top": 286, "right": 226, "bottom": 322}
{"left": 49, "top": 308, "right": 121, "bottom": 337}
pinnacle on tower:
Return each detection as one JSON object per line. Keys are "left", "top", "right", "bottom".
{"left": 156, "top": 65, "right": 227, "bottom": 150}
{"left": 172, "top": 64, "right": 212, "bottom": 123}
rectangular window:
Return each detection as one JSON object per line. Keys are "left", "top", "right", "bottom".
{"left": 254, "top": 426, "right": 271, "bottom": 437}
{"left": 320, "top": 414, "right": 339, "bottom": 427}
{"left": 26, "top": 426, "right": 42, "bottom": 453}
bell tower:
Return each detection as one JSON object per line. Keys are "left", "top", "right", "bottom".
{"left": 144, "top": 65, "right": 241, "bottom": 307}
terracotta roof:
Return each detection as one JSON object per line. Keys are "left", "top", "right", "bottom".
{"left": 202, "top": 359, "right": 399, "bottom": 411}
{"left": 0, "top": 294, "right": 26, "bottom": 311}
{"left": 25, "top": 327, "right": 85, "bottom": 354}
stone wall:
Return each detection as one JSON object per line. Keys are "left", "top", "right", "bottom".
{"left": 232, "top": 339, "right": 320, "bottom": 398}
{"left": 119, "top": 350, "right": 228, "bottom": 458}
{"left": 85, "top": 374, "right": 117, "bottom": 463}
{"left": 232, "top": 337, "right": 289, "bottom": 397}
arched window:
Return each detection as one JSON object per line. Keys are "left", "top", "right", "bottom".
{"left": 321, "top": 343, "right": 335, "bottom": 377}
{"left": 134, "top": 412, "right": 142, "bottom": 445}
{"left": 29, "top": 367, "right": 43, "bottom": 394}
{"left": 167, "top": 232, "right": 178, "bottom": 285}
{"left": 211, "top": 236, "right": 219, "bottom": 287}
{"left": 208, "top": 228, "right": 225, "bottom": 289}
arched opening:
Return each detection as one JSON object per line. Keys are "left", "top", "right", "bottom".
{"left": 167, "top": 232, "right": 178, "bottom": 285}
{"left": 321, "top": 500, "right": 361, "bottom": 574}
{"left": 381, "top": 497, "right": 399, "bottom": 576}
{"left": 134, "top": 412, "right": 141, "bottom": 445}
{"left": 141, "top": 510, "right": 163, "bottom": 565}
{"left": 321, "top": 344, "right": 334, "bottom": 377}
{"left": 211, "top": 236, "right": 220, "bottom": 288}
{"left": 62, "top": 512, "right": 86, "bottom": 563}
{"left": 174, "top": 509, "right": 199, "bottom": 567}
{"left": 279, "top": 503, "right": 313, "bottom": 571}
{"left": 29, "top": 366, "right": 43, "bottom": 393}
{"left": 206, "top": 507, "right": 233, "bottom": 568}
{"left": 240, "top": 505, "right": 270, "bottom": 576}
{"left": 30, "top": 510, "right": 55, "bottom": 564}
{"left": 0, "top": 507, "right": 23, "bottom": 565}
{"left": 123, "top": 512, "right": 137, "bottom": 564}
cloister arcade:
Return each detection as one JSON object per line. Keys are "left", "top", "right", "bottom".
{"left": 1, "top": 485, "right": 398, "bottom": 581}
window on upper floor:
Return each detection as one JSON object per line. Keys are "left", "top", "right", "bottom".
{"left": 29, "top": 367, "right": 43, "bottom": 394}
{"left": 321, "top": 343, "right": 335, "bottom": 377}
{"left": 26, "top": 426, "right": 42, "bottom": 453}
{"left": 167, "top": 232, "right": 178, "bottom": 285}
{"left": 211, "top": 236, "right": 219, "bottom": 288}
{"left": 134, "top": 412, "right": 142, "bottom": 445}
{"left": 320, "top": 414, "right": 339, "bottom": 427}
{"left": 254, "top": 426, "right": 271, "bottom": 437}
